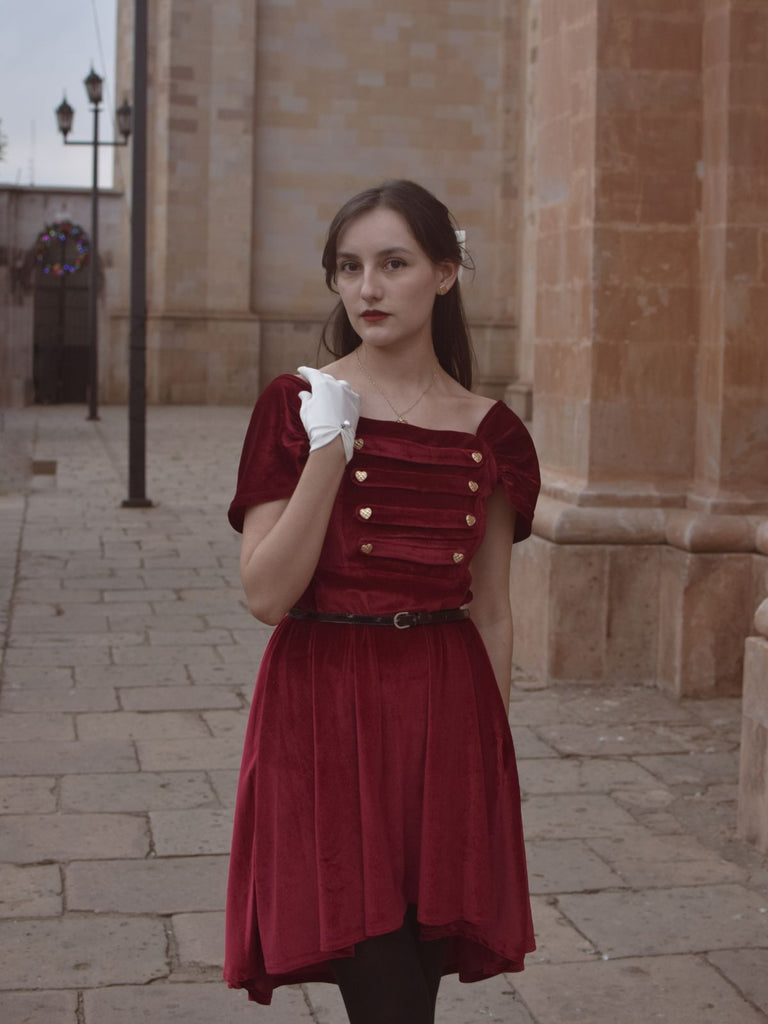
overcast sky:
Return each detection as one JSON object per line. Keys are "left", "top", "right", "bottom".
{"left": 0, "top": 0, "right": 119, "bottom": 189}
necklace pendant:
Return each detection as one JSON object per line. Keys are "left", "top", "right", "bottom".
{"left": 396, "top": 416, "right": 407, "bottom": 423}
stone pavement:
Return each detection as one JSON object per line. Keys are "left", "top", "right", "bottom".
{"left": 0, "top": 404, "right": 767, "bottom": 1024}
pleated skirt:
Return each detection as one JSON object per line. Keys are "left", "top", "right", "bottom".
{"left": 223, "top": 616, "right": 535, "bottom": 1005}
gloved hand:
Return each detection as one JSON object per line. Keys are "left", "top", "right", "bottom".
{"left": 297, "top": 366, "right": 361, "bottom": 463}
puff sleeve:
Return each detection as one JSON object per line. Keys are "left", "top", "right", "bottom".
{"left": 228, "top": 374, "right": 309, "bottom": 533}
{"left": 477, "top": 402, "right": 540, "bottom": 543}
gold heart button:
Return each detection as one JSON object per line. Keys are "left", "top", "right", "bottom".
{"left": 452, "top": 552, "right": 464, "bottom": 563}
{"left": 354, "top": 470, "right": 368, "bottom": 483}
{"left": 468, "top": 481, "right": 479, "bottom": 492}
{"left": 466, "top": 515, "right": 476, "bottom": 527}
{"left": 354, "top": 437, "right": 364, "bottom": 450}
{"left": 471, "top": 452, "right": 483, "bottom": 464}
{"left": 359, "top": 507, "right": 372, "bottom": 520}
{"left": 361, "top": 543, "right": 373, "bottom": 554}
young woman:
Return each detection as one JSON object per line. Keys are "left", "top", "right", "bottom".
{"left": 224, "top": 180, "right": 540, "bottom": 1022}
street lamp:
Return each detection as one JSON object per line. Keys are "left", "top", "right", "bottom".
{"left": 56, "top": 69, "right": 131, "bottom": 421}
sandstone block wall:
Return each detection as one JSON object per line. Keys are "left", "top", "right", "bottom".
{"left": 110, "top": 0, "right": 527, "bottom": 404}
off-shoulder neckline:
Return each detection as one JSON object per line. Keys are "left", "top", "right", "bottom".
{"left": 280, "top": 373, "right": 505, "bottom": 440}
{"left": 357, "top": 402, "right": 503, "bottom": 439}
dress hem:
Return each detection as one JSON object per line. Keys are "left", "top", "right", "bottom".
{"left": 224, "top": 916, "right": 535, "bottom": 1006}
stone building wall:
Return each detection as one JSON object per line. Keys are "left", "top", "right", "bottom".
{"left": 111, "top": 0, "right": 527, "bottom": 405}
{"left": 0, "top": 186, "right": 123, "bottom": 408}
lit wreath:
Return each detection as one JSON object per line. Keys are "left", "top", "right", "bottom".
{"left": 34, "top": 220, "right": 90, "bottom": 277}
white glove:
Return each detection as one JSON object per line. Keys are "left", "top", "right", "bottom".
{"left": 297, "top": 366, "right": 361, "bottom": 463}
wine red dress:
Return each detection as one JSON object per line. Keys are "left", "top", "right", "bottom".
{"left": 224, "top": 374, "right": 540, "bottom": 1005}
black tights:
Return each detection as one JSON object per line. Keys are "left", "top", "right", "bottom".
{"left": 331, "top": 906, "right": 449, "bottom": 1024}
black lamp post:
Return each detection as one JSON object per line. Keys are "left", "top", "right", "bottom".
{"left": 56, "top": 69, "right": 131, "bottom": 421}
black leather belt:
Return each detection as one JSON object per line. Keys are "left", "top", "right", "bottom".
{"left": 288, "top": 607, "right": 469, "bottom": 630}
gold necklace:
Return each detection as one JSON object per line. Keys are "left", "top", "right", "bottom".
{"left": 355, "top": 348, "right": 439, "bottom": 423}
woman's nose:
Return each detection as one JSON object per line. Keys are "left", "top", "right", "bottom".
{"left": 360, "top": 267, "right": 382, "bottom": 301}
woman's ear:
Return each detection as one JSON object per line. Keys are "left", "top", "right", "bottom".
{"left": 436, "top": 261, "right": 460, "bottom": 295}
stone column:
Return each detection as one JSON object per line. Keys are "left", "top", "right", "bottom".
{"left": 511, "top": 0, "right": 766, "bottom": 695}
{"left": 657, "top": 0, "right": 768, "bottom": 695}
{"left": 738, "top": 586, "right": 768, "bottom": 851}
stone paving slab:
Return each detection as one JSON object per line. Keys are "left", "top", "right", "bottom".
{"left": 187, "top": 661, "right": 259, "bottom": 686}
{"left": 560, "top": 688, "right": 695, "bottom": 725}
{"left": 535, "top": 722, "right": 692, "bottom": 756}
{"left": 75, "top": 709, "right": 211, "bottom": 740}
{"left": 0, "top": 739, "right": 137, "bottom": 775}
{"left": 60, "top": 771, "right": 217, "bottom": 812}
{"left": 527, "top": 896, "right": 601, "bottom": 964}
{"left": 0, "top": 778, "right": 57, "bottom": 814}
{"left": 135, "top": 736, "right": 244, "bottom": 771}
{"left": 0, "top": 990, "right": 78, "bottom": 1024}
{"left": 202, "top": 708, "right": 248, "bottom": 737}
{"left": 83, "top": 982, "right": 315, "bottom": 1023}
{"left": 0, "top": 916, "right": 167, "bottom": 989}
{"left": 637, "top": 751, "right": 741, "bottom": 786}
{"left": 111, "top": 643, "right": 222, "bottom": 665}
{"left": 301, "top": 982, "right": 349, "bottom": 1024}
{"left": 0, "top": 712, "right": 75, "bottom": 742}
{"left": 0, "top": 686, "right": 119, "bottom": 712}
{"left": 4, "top": 645, "right": 112, "bottom": 667}
{"left": 150, "top": 809, "right": 233, "bottom": 855}
{"left": 2, "top": 667, "right": 76, "bottom": 688}
{"left": 0, "top": 863, "right": 62, "bottom": 917}
{"left": 586, "top": 828, "right": 749, "bottom": 887}
{"left": 557, "top": 884, "right": 768, "bottom": 958}
{"left": 519, "top": 756, "right": 660, "bottom": 795}
{"left": 509, "top": 725, "right": 559, "bottom": 758}
{"left": 66, "top": 855, "right": 228, "bottom": 913}
{"left": 435, "top": 974, "right": 537, "bottom": 1024}
{"left": 521, "top": 793, "right": 639, "bottom": 840}
{"left": 172, "top": 910, "right": 224, "bottom": 967}
{"left": 75, "top": 664, "right": 190, "bottom": 687}
{"left": 525, "top": 839, "right": 624, "bottom": 893}
{"left": 208, "top": 769, "right": 240, "bottom": 806}
{"left": 513, "top": 955, "right": 768, "bottom": 1024}
{"left": 119, "top": 684, "right": 241, "bottom": 710}
{"left": 708, "top": 948, "right": 768, "bottom": 1014}
{"left": 0, "top": 813, "right": 149, "bottom": 863}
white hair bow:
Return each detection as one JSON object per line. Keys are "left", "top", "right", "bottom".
{"left": 455, "top": 229, "right": 467, "bottom": 282}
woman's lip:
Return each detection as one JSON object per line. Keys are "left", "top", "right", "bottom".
{"left": 361, "top": 311, "right": 389, "bottom": 321}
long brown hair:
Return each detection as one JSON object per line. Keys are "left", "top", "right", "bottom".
{"left": 320, "top": 180, "right": 475, "bottom": 389}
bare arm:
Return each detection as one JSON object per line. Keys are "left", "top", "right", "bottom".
{"left": 469, "top": 486, "right": 517, "bottom": 710}
{"left": 239, "top": 437, "right": 346, "bottom": 625}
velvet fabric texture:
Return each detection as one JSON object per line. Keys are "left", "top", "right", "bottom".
{"left": 224, "top": 374, "right": 540, "bottom": 1005}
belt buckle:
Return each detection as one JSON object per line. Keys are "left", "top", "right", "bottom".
{"left": 393, "top": 611, "right": 413, "bottom": 630}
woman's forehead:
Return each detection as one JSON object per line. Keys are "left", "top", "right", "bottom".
{"left": 336, "top": 207, "right": 420, "bottom": 254}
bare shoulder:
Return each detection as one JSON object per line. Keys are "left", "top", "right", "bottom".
{"left": 318, "top": 355, "right": 355, "bottom": 378}
{"left": 436, "top": 378, "right": 497, "bottom": 434}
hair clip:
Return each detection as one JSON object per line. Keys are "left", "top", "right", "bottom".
{"left": 455, "top": 229, "right": 467, "bottom": 282}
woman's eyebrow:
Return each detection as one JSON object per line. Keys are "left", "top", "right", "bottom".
{"left": 337, "top": 246, "right": 414, "bottom": 260}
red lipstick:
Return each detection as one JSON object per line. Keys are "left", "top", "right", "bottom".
{"left": 361, "top": 310, "right": 389, "bottom": 322}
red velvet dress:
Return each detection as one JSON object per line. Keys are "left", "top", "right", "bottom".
{"left": 224, "top": 374, "right": 540, "bottom": 1005}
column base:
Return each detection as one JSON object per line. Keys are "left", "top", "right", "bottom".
{"left": 509, "top": 499, "right": 766, "bottom": 696}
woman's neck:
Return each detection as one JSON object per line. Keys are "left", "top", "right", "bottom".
{"left": 355, "top": 341, "right": 438, "bottom": 388}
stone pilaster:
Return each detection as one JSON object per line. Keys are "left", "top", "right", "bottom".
{"left": 511, "top": 0, "right": 767, "bottom": 696}
{"left": 111, "top": 0, "right": 261, "bottom": 403}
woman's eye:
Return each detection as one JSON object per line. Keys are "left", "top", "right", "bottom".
{"left": 338, "top": 261, "right": 359, "bottom": 273}
{"left": 385, "top": 258, "right": 406, "bottom": 270}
